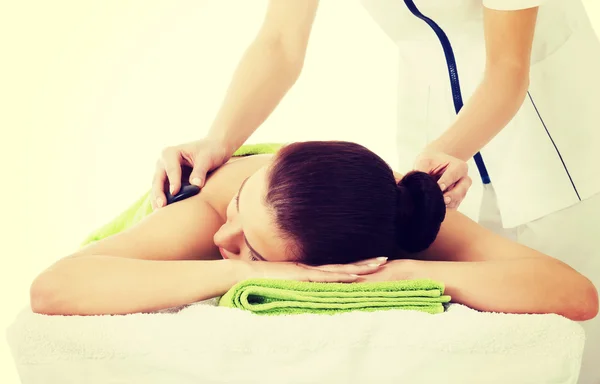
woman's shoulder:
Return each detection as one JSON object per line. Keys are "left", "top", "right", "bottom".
{"left": 200, "top": 154, "right": 274, "bottom": 215}
{"left": 214, "top": 154, "right": 274, "bottom": 183}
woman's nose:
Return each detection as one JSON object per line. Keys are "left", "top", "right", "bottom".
{"left": 214, "top": 222, "right": 243, "bottom": 253}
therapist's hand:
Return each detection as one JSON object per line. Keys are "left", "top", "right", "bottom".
{"left": 152, "top": 138, "right": 230, "bottom": 210}
{"left": 414, "top": 150, "right": 472, "bottom": 210}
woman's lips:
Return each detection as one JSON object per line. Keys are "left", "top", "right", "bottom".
{"left": 218, "top": 247, "right": 229, "bottom": 259}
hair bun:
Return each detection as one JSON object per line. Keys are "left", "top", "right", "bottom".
{"left": 395, "top": 171, "right": 446, "bottom": 253}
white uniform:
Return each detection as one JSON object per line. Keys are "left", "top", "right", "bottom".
{"left": 360, "top": 0, "right": 600, "bottom": 382}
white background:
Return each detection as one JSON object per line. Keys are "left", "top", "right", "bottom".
{"left": 1, "top": 1, "right": 598, "bottom": 382}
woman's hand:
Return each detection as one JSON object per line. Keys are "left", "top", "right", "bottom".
{"left": 414, "top": 151, "right": 472, "bottom": 210}
{"left": 246, "top": 257, "right": 389, "bottom": 283}
{"left": 152, "top": 138, "right": 231, "bottom": 210}
{"left": 357, "top": 259, "right": 418, "bottom": 283}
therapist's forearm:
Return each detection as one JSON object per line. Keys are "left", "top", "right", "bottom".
{"left": 426, "top": 66, "right": 529, "bottom": 161}
{"left": 30, "top": 256, "right": 249, "bottom": 316}
{"left": 409, "top": 258, "right": 599, "bottom": 321}
{"left": 207, "top": 35, "right": 304, "bottom": 155}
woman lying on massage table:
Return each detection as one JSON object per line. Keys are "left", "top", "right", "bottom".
{"left": 30, "top": 141, "right": 598, "bottom": 320}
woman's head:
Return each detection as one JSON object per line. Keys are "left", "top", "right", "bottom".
{"left": 213, "top": 141, "right": 446, "bottom": 265}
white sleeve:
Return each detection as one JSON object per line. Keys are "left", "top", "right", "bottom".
{"left": 483, "top": 0, "right": 546, "bottom": 10}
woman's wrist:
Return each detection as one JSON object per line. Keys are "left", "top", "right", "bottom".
{"left": 226, "top": 259, "right": 255, "bottom": 283}
{"left": 388, "top": 259, "right": 422, "bottom": 280}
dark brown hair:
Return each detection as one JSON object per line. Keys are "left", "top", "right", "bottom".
{"left": 266, "top": 141, "right": 446, "bottom": 265}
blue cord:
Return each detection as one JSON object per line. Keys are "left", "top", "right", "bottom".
{"left": 403, "top": 0, "right": 491, "bottom": 184}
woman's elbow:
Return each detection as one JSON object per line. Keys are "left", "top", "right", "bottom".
{"left": 557, "top": 273, "right": 599, "bottom": 322}
{"left": 568, "top": 279, "right": 599, "bottom": 321}
{"left": 30, "top": 273, "right": 65, "bottom": 315}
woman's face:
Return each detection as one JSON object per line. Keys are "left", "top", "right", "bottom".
{"left": 213, "top": 166, "right": 295, "bottom": 262}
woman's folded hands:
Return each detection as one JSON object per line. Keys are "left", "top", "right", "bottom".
{"left": 241, "top": 257, "right": 391, "bottom": 283}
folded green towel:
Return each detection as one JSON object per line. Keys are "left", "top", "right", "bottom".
{"left": 81, "top": 143, "right": 283, "bottom": 246}
{"left": 218, "top": 278, "right": 451, "bottom": 315}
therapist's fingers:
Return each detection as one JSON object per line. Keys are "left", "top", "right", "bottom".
{"left": 151, "top": 162, "right": 168, "bottom": 210}
{"left": 160, "top": 147, "right": 183, "bottom": 199}
{"left": 188, "top": 152, "right": 212, "bottom": 189}
{"left": 443, "top": 175, "right": 472, "bottom": 209}
{"left": 436, "top": 160, "right": 468, "bottom": 193}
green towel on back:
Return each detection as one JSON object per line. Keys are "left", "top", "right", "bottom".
{"left": 218, "top": 278, "right": 451, "bottom": 315}
{"left": 80, "top": 143, "right": 283, "bottom": 246}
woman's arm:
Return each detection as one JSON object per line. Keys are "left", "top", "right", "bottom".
{"left": 29, "top": 195, "right": 235, "bottom": 315}
{"left": 30, "top": 256, "right": 249, "bottom": 315}
{"left": 406, "top": 211, "right": 599, "bottom": 321}
{"left": 30, "top": 156, "right": 260, "bottom": 314}
{"left": 425, "top": 7, "right": 538, "bottom": 160}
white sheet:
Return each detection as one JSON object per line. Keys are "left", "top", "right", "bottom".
{"left": 6, "top": 301, "right": 585, "bottom": 384}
